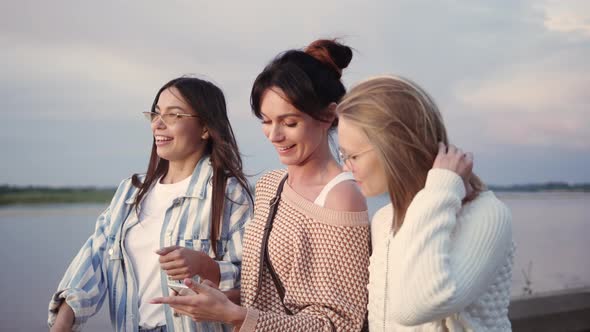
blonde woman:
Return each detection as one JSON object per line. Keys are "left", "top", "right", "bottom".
{"left": 337, "top": 75, "right": 514, "bottom": 331}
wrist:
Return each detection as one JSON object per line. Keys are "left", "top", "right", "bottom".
{"left": 190, "top": 250, "right": 208, "bottom": 277}
{"left": 51, "top": 323, "right": 70, "bottom": 331}
{"left": 51, "top": 319, "right": 73, "bottom": 332}
{"left": 226, "top": 302, "right": 247, "bottom": 328}
{"left": 426, "top": 168, "right": 466, "bottom": 198}
{"left": 55, "top": 302, "right": 75, "bottom": 325}
{"left": 187, "top": 249, "right": 203, "bottom": 278}
{"left": 196, "top": 251, "right": 221, "bottom": 286}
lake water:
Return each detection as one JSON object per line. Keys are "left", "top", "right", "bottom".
{"left": 0, "top": 192, "right": 589, "bottom": 331}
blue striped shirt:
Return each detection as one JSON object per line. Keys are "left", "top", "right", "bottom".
{"left": 48, "top": 156, "right": 252, "bottom": 332}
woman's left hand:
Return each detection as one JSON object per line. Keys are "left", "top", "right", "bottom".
{"left": 157, "top": 246, "right": 208, "bottom": 281}
{"left": 150, "top": 278, "right": 246, "bottom": 325}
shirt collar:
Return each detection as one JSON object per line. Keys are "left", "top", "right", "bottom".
{"left": 124, "top": 154, "right": 213, "bottom": 204}
{"left": 183, "top": 154, "right": 212, "bottom": 199}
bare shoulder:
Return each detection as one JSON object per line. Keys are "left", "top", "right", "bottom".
{"left": 323, "top": 180, "right": 368, "bottom": 212}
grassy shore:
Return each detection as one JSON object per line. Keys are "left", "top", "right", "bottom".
{"left": 488, "top": 183, "right": 590, "bottom": 192}
{"left": 0, "top": 186, "right": 115, "bottom": 205}
{"left": 1, "top": 182, "right": 588, "bottom": 205}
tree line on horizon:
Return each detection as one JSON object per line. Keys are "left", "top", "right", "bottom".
{"left": 2, "top": 181, "right": 590, "bottom": 194}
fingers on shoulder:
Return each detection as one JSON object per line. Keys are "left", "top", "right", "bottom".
{"left": 323, "top": 180, "right": 368, "bottom": 212}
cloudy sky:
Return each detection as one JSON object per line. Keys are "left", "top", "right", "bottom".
{"left": 1, "top": 0, "right": 588, "bottom": 186}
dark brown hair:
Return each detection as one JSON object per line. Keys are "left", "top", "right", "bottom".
{"left": 131, "top": 77, "right": 252, "bottom": 258}
{"left": 250, "top": 39, "right": 353, "bottom": 128}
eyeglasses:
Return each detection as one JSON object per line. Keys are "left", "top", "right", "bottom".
{"left": 338, "top": 147, "right": 374, "bottom": 170}
{"left": 142, "top": 111, "right": 199, "bottom": 126}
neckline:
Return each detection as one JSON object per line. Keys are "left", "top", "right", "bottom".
{"left": 281, "top": 179, "right": 369, "bottom": 227}
{"left": 313, "top": 172, "right": 355, "bottom": 206}
{"left": 155, "top": 175, "right": 192, "bottom": 192}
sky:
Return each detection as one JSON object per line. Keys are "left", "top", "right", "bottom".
{"left": 1, "top": 0, "right": 589, "bottom": 187}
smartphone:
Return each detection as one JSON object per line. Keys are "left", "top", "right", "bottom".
{"left": 167, "top": 281, "right": 189, "bottom": 293}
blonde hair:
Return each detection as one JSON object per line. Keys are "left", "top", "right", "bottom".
{"left": 337, "top": 75, "right": 485, "bottom": 231}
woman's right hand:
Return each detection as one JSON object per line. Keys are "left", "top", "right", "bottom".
{"left": 432, "top": 142, "right": 473, "bottom": 184}
{"left": 50, "top": 302, "right": 74, "bottom": 332}
{"left": 150, "top": 278, "right": 247, "bottom": 327}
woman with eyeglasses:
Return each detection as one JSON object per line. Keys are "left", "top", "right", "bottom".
{"left": 337, "top": 75, "right": 514, "bottom": 331}
{"left": 150, "top": 40, "right": 371, "bottom": 331}
{"left": 48, "top": 77, "right": 253, "bottom": 332}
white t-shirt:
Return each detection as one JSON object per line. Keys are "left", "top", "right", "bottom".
{"left": 125, "top": 175, "right": 191, "bottom": 329}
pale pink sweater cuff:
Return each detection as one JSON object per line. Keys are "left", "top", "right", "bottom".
{"left": 236, "top": 308, "right": 259, "bottom": 332}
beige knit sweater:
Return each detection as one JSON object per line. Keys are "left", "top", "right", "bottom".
{"left": 239, "top": 170, "right": 370, "bottom": 331}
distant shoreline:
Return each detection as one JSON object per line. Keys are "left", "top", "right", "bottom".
{"left": 488, "top": 183, "right": 590, "bottom": 193}
{"left": 0, "top": 186, "right": 115, "bottom": 205}
{"left": 1, "top": 183, "right": 589, "bottom": 205}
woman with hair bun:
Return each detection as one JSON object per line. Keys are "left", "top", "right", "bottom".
{"left": 152, "top": 40, "right": 371, "bottom": 331}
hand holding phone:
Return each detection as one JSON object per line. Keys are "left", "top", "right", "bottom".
{"left": 167, "top": 279, "right": 198, "bottom": 295}
{"left": 167, "top": 281, "right": 189, "bottom": 293}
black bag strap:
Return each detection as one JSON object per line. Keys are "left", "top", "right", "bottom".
{"left": 251, "top": 173, "right": 368, "bottom": 328}
{"left": 253, "top": 174, "right": 292, "bottom": 314}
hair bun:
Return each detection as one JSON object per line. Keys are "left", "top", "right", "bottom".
{"left": 305, "top": 39, "right": 353, "bottom": 78}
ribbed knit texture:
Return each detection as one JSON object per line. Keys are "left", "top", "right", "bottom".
{"left": 239, "top": 169, "right": 371, "bottom": 331}
{"left": 367, "top": 169, "right": 514, "bottom": 331}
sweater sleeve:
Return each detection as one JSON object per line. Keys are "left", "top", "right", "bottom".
{"left": 240, "top": 222, "right": 370, "bottom": 332}
{"left": 387, "top": 168, "right": 512, "bottom": 326}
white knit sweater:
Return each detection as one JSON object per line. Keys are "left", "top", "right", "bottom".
{"left": 367, "top": 169, "right": 514, "bottom": 331}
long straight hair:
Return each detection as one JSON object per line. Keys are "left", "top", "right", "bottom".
{"left": 337, "top": 75, "right": 485, "bottom": 231}
{"left": 131, "top": 77, "right": 252, "bottom": 258}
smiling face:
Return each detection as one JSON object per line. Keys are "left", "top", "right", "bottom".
{"left": 337, "top": 116, "right": 388, "bottom": 197}
{"left": 259, "top": 88, "right": 331, "bottom": 166}
{"left": 151, "top": 87, "right": 208, "bottom": 163}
